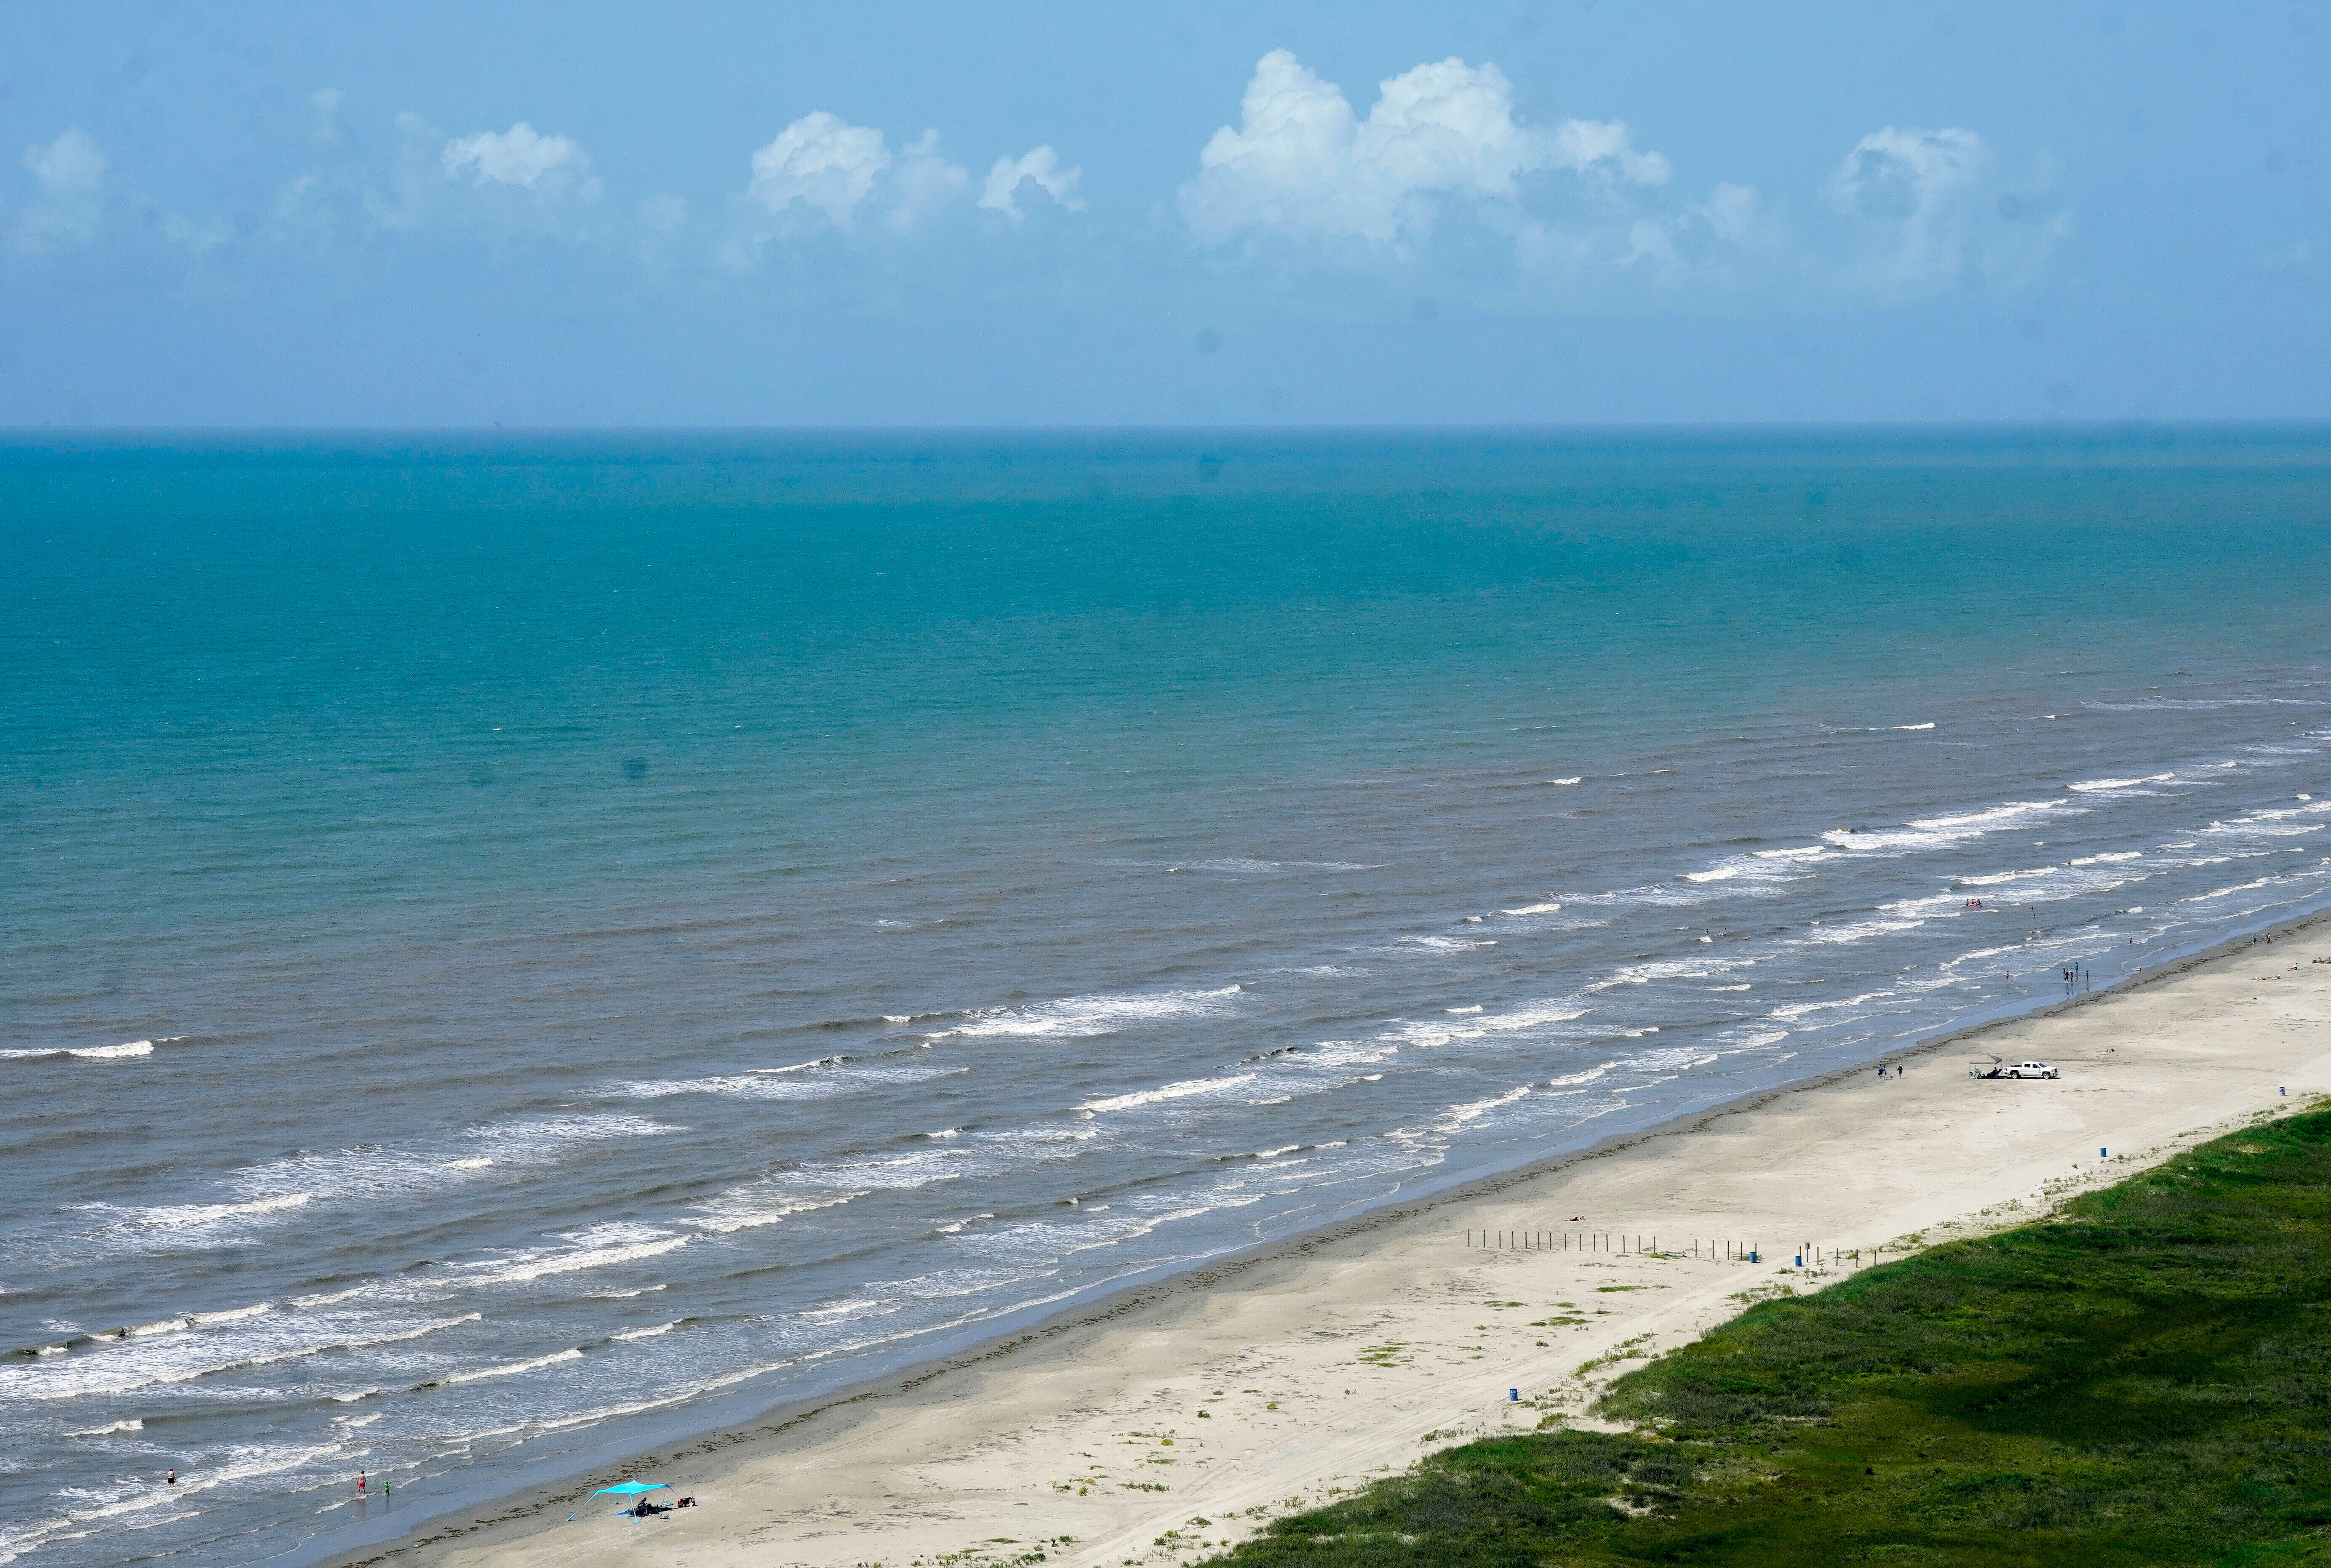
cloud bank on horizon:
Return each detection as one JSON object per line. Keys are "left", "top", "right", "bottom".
{"left": 3, "top": 47, "right": 2061, "bottom": 313}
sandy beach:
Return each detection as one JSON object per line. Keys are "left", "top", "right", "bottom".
{"left": 342, "top": 919, "right": 2331, "bottom": 1568}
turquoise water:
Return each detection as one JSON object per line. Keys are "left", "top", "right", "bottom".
{"left": 4, "top": 429, "right": 2330, "bottom": 1568}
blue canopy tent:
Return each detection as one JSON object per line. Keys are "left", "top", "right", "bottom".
{"left": 595, "top": 1480, "right": 673, "bottom": 1516}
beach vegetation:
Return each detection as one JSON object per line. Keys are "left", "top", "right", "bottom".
{"left": 1198, "top": 1108, "right": 2331, "bottom": 1566}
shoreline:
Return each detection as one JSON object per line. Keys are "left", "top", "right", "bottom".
{"left": 313, "top": 905, "right": 2331, "bottom": 1568}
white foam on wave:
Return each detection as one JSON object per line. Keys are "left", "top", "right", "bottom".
{"left": 69, "top": 1193, "right": 312, "bottom": 1238}
{"left": 1956, "top": 866, "right": 2060, "bottom": 887}
{"left": 1591, "top": 955, "right": 1757, "bottom": 989}
{"left": 686, "top": 1192, "right": 859, "bottom": 1234}
{"left": 608, "top": 1064, "right": 959, "bottom": 1102}
{"left": 159, "top": 1115, "right": 676, "bottom": 1237}
{"left": 2178, "top": 874, "right": 2293, "bottom": 905}
{"left": 1684, "top": 844, "right": 1831, "bottom": 885}
{"left": 1426, "top": 1084, "right": 1534, "bottom": 1133}
{"left": 2201, "top": 799, "right": 2331, "bottom": 837}
{"left": 1823, "top": 798, "right": 2067, "bottom": 854}
{"left": 3, "top": 1039, "right": 161, "bottom": 1062}
{"left": 1789, "top": 916, "right": 1925, "bottom": 946}
{"left": 453, "top": 1223, "right": 691, "bottom": 1287}
{"left": 798, "top": 1294, "right": 897, "bottom": 1321}
{"left": 1867, "top": 853, "right": 2157, "bottom": 925}
{"left": 689, "top": 1132, "right": 1085, "bottom": 1235}
{"left": 610, "top": 1321, "right": 678, "bottom": 1341}
{"left": 937, "top": 985, "right": 1244, "bottom": 1041}
{"left": 1545, "top": 1062, "right": 1616, "bottom": 1088}
{"left": 610, "top": 1073, "right": 835, "bottom": 1099}
{"left": 60, "top": 1112, "right": 681, "bottom": 1257}
{"left": 2069, "top": 773, "right": 2175, "bottom": 792}
{"left": 65, "top": 1419, "right": 144, "bottom": 1436}
{"left": 429, "top": 1347, "right": 585, "bottom": 1387}
{"left": 109, "top": 1300, "right": 276, "bottom": 1340}
{"left": 1563, "top": 882, "right": 1722, "bottom": 909}
{"left": 1938, "top": 942, "right": 2040, "bottom": 975}
{"left": 1767, "top": 988, "right": 1906, "bottom": 1023}
{"left": 1380, "top": 1000, "right": 1590, "bottom": 1050}
{"left": 1629, "top": 1045, "right": 1724, "bottom": 1074}
{"left": 463, "top": 1112, "right": 679, "bottom": 1154}
{"left": 1080, "top": 1073, "right": 1256, "bottom": 1113}
{"left": 1, "top": 1310, "right": 481, "bottom": 1400}
{"left": 1285, "top": 1039, "right": 1396, "bottom": 1072}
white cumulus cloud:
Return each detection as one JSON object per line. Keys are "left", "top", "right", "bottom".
{"left": 977, "top": 145, "right": 1084, "bottom": 221}
{"left": 886, "top": 130, "right": 971, "bottom": 232}
{"left": 1547, "top": 119, "right": 1671, "bottom": 186}
{"left": 1831, "top": 125, "right": 1984, "bottom": 281}
{"left": 11, "top": 127, "right": 107, "bottom": 248}
{"left": 748, "top": 112, "right": 894, "bottom": 229}
{"left": 1698, "top": 181, "right": 1760, "bottom": 243}
{"left": 1830, "top": 125, "right": 2065, "bottom": 294}
{"left": 442, "top": 121, "right": 601, "bottom": 200}
{"left": 1179, "top": 49, "right": 1669, "bottom": 248}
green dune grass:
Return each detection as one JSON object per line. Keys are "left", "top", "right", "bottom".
{"left": 1200, "top": 1106, "right": 2331, "bottom": 1567}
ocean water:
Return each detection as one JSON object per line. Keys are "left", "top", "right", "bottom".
{"left": 4, "top": 428, "right": 2331, "bottom": 1568}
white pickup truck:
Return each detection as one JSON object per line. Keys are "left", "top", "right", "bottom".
{"left": 1972, "top": 1060, "right": 2059, "bottom": 1080}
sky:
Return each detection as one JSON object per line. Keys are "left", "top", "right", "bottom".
{"left": 0, "top": 1, "right": 2325, "bottom": 426}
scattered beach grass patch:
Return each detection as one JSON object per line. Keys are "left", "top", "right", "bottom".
{"left": 1198, "top": 1108, "right": 2331, "bottom": 1566}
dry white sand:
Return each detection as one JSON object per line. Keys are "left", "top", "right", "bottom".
{"left": 358, "top": 922, "right": 2331, "bottom": 1568}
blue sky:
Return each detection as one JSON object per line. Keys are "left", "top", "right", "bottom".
{"left": 1, "top": 2, "right": 2325, "bottom": 425}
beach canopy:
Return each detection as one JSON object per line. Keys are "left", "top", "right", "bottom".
{"left": 593, "top": 1482, "right": 670, "bottom": 1495}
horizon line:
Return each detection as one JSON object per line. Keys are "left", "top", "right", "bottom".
{"left": 5, "top": 417, "right": 2331, "bottom": 437}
